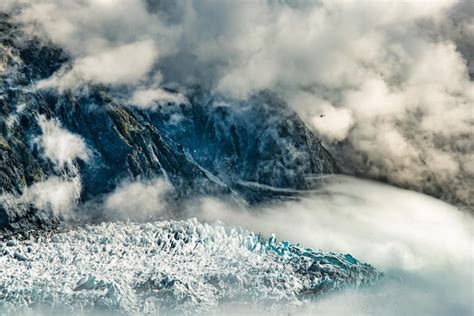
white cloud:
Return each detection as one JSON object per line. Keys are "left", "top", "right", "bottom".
{"left": 25, "top": 176, "right": 81, "bottom": 217}
{"left": 312, "top": 108, "right": 354, "bottom": 142}
{"left": 131, "top": 87, "right": 188, "bottom": 109}
{"left": 0, "top": 175, "right": 82, "bottom": 218}
{"left": 104, "top": 178, "right": 170, "bottom": 220}
{"left": 38, "top": 40, "right": 158, "bottom": 89}
{"left": 36, "top": 115, "right": 89, "bottom": 169}
{"left": 194, "top": 176, "right": 472, "bottom": 271}
{"left": 3, "top": 0, "right": 473, "bottom": 204}
{"left": 189, "top": 175, "right": 473, "bottom": 314}
{"left": 11, "top": 115, "right": 91, "bottom": 217}
{"left": 1, "top": 116, "right": 89, "bottom": 219}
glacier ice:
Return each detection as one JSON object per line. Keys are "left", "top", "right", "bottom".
{"left": 0, "top": 218, "right": 380, "bottom": 314}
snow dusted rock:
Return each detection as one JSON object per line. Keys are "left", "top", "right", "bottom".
{"left": 12, "top": 251, "right": 27, "bottom": 261}
{"left": 0, "top": 13, "right": 337, "bottom": 231}
{"left": 0, "top": 219, "right": 381, "bottom": 314}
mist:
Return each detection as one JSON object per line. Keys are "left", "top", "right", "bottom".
{"left": 104, "top": 178, "right": 170, "bottom": 221}
{"left": 0, "top": 115, "right": 88, "bottom": 217}
{"left": 190, "top": 175, "right": 473, "bottom": 315}
{"left": 86, "top": 174, "right": 473, "bottom": 314}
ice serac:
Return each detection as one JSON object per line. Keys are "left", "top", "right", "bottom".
{"left": 0, "top": 14, "right": 337, "bottom": 231}
{"left": 0, "top": 219, "right": 381, "bottom": 314}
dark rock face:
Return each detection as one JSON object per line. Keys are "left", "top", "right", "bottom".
{"left": 0, "top": 14, "right": 337, "bottom": 231}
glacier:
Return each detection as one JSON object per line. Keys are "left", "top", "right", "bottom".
{"left": 0, "top": 218, "right": 380, "bottom": 314}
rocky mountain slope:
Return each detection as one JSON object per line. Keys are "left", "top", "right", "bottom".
{"left": 0, "top": 14, "right": 337, "bottom": 231}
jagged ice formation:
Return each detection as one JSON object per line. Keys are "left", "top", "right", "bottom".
{"left": 0, "top": 219, "right": 381, "bottom": 314}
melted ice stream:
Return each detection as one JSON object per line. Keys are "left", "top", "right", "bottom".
{"left": 0, "top": 219, "right": 379, "bottom": 314}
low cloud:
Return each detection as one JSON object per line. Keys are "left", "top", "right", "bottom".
{"left": 131, "top": 86, "right": 188, "bottom": 110}
{"left": 0, "top": 115, "right": 90, "bottom": 218}
{"left": 35, "top": 115, "right": 90, "bottom": 169}
{"left": 193, "top": 176, "right": 472, "bottom": 271}
{"left": 0, "top": 176, "right": 82, "bottom": 218}
{"left": 190, "top": 175, "right": 473, "bottom": 315}
{"left": 25, "top": 176, "right": 81, "bottom": 217}
{"left": 37, "top": 40, "right": 158, "bottom": 89}
{"left": 104, "top": 178, "right": 171, "bottom": 221}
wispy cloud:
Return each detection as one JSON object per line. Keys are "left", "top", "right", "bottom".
{"left": 190, "top": 175, "right": 473, "bottom": 315}
{"left": 104, "top": 178, "right": 171, "bottom": 221}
